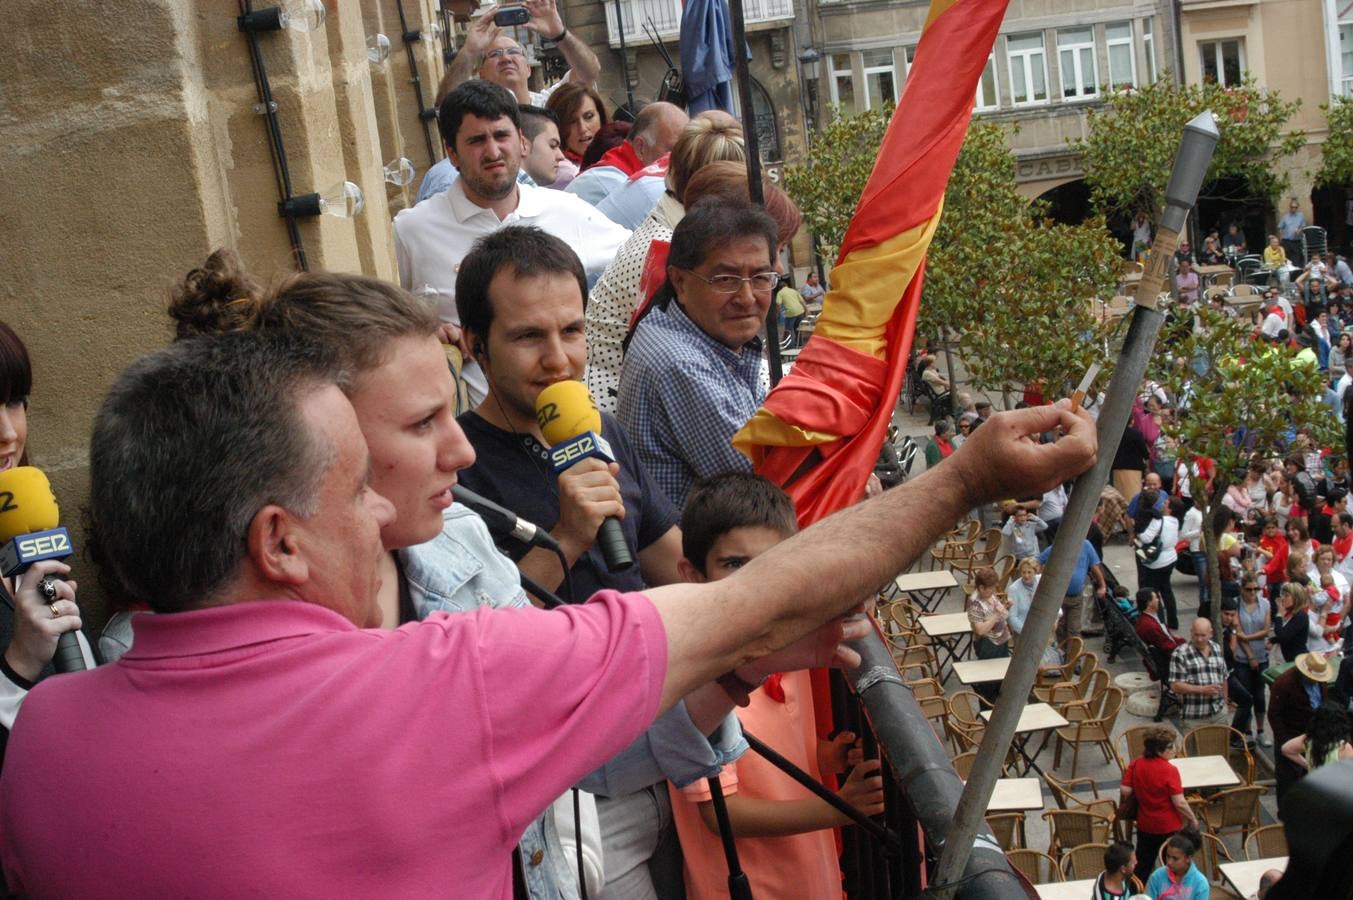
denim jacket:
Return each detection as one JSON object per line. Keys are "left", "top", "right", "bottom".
{"left": 401, "top": 504, "right": 747, "bottom": 899}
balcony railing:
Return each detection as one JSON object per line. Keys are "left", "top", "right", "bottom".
{"left": 604, "top": 0, "right": 794, "bottom": 46}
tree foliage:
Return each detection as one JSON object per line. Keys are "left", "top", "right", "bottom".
{"left": 783, "top": 111, "right": 1121, "bottom": 399}
{"left": 1316, "top": 96, "right": 1353, "bottom": 188}
{"left": 1149, "top": 307, "right": 1338, "bottom": 602}
{"left": 1079, "top": 77, "right": 1304, "bottom": 218}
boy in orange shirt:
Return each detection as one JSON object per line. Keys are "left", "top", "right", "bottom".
{"left": 670, "top": 473, "right": 886, "bottom": 899}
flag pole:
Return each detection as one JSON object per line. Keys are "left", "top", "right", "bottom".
{"left": 928, "top": 111, "right": 1220, "bottom": 899}
{"left": 725, "top": 0, "right": 784, "bottom": 385}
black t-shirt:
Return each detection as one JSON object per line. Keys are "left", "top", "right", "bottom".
{"left": 456, "top": 411, "right": 679, "bottom": 601}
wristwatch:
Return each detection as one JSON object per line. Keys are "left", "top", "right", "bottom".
{"left": 547, "top": 26, "right": 567, "bottom": 43}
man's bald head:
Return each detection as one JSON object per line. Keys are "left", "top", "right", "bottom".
{"left": 630, "top": 102, "right": 689, "bottom": 165}
{"left": 1191, "top": 617, "right": 1213, "bottom": 652}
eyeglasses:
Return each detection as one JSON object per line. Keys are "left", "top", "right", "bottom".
{"left": 1242, "top": 586, "right": 1260, "bottom": 593}
{"left": 680, "top": 269, "right": 780, "bottom": 294}
{"left": 486, "top": 47, "right": 525, "bottom": 59}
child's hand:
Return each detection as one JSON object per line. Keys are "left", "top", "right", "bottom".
{"left": 821, "top": 731, "right": 863, "bottom": 775}
{"left": 837, "top": 759, "right": 886, "bottom": 820}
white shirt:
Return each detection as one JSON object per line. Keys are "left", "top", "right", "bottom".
{"left": 1038, "top": 484, "right": 1067, "bottom": 523}
{"left": 1180, "top": 506, "right": 1203, "bottom": 553}
{"left": 1261, "top": 310, "right": 1285, "bottom": 339}
{"left": 1140, "top": 516, "right": 1180, "bottom": 569}
{"left": 393, "top": 178, "right": 631, "bottom": 402}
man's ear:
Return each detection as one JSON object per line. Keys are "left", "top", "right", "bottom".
{"left": 667, "top": 265, "right": 689, "bottom": 298}
{"left": 676, "top": 557, "right": 706, "bottom": 584}
{"left": 446, "top": 142, "right": 462, "bottom": 169}
{"left": 247, "top": 505, "right": 310, "bottom": 587}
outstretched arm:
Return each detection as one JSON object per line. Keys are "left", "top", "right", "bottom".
{"left": 647, "top": 403, "right": 1098, "bottom": 714}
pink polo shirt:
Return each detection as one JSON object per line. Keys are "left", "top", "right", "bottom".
{"left": 1, "top": 593, "right": 666, "bottom": 897}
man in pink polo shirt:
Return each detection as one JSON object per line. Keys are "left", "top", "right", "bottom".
{"left": 0, "top": 332, "right": 1095, "bottom": 894}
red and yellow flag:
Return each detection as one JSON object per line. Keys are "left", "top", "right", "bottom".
{"left": 734, "top": 0, "right": 1011, "bottom": 526}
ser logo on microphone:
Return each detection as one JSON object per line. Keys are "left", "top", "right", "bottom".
{"left": 548, "top": 432, "right": 615, "bottom": 473}
{"left": 536, "top": 402, "right": 560, "bottom": 431}
{"left": 13, "top": 528, "right": 72, "bottom": 563}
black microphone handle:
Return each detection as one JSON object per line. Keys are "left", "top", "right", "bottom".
{"left": 596, "top": 517, "right": 633, "bottom": 572}
{"left": 52, "top": 631, "right": 86, "bottom": 673}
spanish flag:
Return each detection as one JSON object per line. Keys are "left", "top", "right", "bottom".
{"left": 734, "top": 0, "right": 1010, "bottom": 525}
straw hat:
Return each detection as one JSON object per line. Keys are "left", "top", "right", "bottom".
{"left": 1294, "top": 652, "right": 1336, "bottom": 683}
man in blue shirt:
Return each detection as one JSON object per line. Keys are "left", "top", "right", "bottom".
{"left": 1279, "top": 198, "right": 1307, "bottom": 266}
{"left": 1038, "top": 538, "right": 1107, "bottom": 641}
{"left": 617, "top": 197, "right": 776, "bottom": 508}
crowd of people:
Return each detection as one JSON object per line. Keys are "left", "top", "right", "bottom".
{"left": 0, "top": 4, "right": 1108, "bottom": 894}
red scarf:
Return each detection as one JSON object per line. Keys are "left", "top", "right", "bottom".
{"left": 592, "top": 141, "right": 644, "bottom": 177}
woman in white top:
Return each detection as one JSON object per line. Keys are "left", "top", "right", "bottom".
{"left": 1177, "top": 499, "right": 1209, "bottom": 617}
{"left": 1137, "top": 492, "right": 1181, "bottom": 629}
{"left": 1241, "top": 461, "right": 1270, "bottom": 511}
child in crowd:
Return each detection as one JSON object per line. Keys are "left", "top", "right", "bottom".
{"left": 1145, "top": 826, "right": 1209, "bottom": 899}
{"left": 669, "top": 473, "right": 886, "bottom": 899}
{"left": 1001, "top": 506, "right": 1047, "bottom": 558}
{"left": 1094, "top": 841, "right": 1141, "bottom": 900}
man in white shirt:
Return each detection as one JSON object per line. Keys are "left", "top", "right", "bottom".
{"left": 394, "top": 81, "right": 630, "bottom": 403}
{"left": 444, "top": 0, "right": 599, "bottom": 107}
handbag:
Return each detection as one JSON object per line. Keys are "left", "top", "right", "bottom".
{"left": 1117, "top": 790, "right": 1138, "bottom": 821}
{"left": 1134, "top": 531, "right": 1162, "bottom": 563}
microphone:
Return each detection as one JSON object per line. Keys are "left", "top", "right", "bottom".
{"left": 0, "top": 466, "right": 86, "bottom": 673}
{"left": 535, "top": 381, "right": 634, "bottom": 572}
{"left": 451, "top": 485, "right": 562, "bottom": 554}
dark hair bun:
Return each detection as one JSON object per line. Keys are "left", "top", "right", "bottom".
{"left": 168, "top": 249, "right": 265, "bottom": 339}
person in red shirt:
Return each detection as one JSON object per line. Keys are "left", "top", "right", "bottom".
{"left": 1119, "top": 727, "right": 1200, "bottom": 883}
{"left": 1257, "top": 516, "right": 1290, "bottom": 597}
{"left": 1332, "top": 512, "right": 1353, "bottom": 569}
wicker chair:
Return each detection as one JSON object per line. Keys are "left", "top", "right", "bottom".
{"left": 946, "top": 718, "right": 985, "bottom": 755}
{"left": 1042, "top": 809, "right": 1112, "bottom": 859}
{"left": 948, "top": 690, "right": 991, "bottom": 727}
{"left": 890, "top": 643, "right": 938, "bottom": 679}
{"left": 1007, "top": 849, "right": 1061, "bottom": 884}
{"left": 1157, "top": 831, "right": 1234, "bottom": 882}
{"left": 1054, "top": 686, "right": 1125, "bottom": 777}
{"left": 1200, "top": 785, "right": 1266, "bottom": 842}
{"left": 985, "top": 812, "right": 1026, "bottom": 851}
{"left": 1184, "top": 723, "right": 1255, "bottom": 784}
{"left": 1060, "top": 842, "right": 1110, "bottom": 880}
{"left": 953, "top": 751, "right": 979, "bottom": 781}
{"left": 1038, "top": 655, "right": 1102, "bottom": 707}
{"left": 1244, "top": 824, "right": 1288, "bottom": 860}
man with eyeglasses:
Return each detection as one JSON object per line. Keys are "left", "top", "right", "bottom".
{"left": 617, "top": 198, "right": 781, "bottom": 508}
{"left": 447, "top": 0, "right": 600, "bottom": 107}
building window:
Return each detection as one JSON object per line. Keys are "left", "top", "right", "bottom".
{"left": 1143, "top": 18, "right": 1157, "bottom": 84}
{"left": 1007, "top": 32, "right": 1049, "bottom": 105}
{"left": 750, "top": 79, "right": 782, "bottom": 162}
{"left": 1341, "top": 6, "right": 1353, "bottom": 96}
{"left": 828, "top": 52, "right": 856, "bottom": 116}
{"left": 862, "top": 48, "right": 897, "bottom": 109}
{"left": 1199, "top": 39, "right": 1245, "bottom": 86}
{"left": 1106, "top": 22, "right": 1136, "bottom": 90}
{"left": 1057, "top": 27, "right": 1098, "bottom": 99}
{"left": 976, "top": 51, "right": 1000, "bottom": 109}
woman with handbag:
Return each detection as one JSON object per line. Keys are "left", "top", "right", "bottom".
{"left": 1119, "top": 727, "right": 1199, "bottom": 884}
{"left": 1136, "top": 490, "right": 1181, "bottom": 630}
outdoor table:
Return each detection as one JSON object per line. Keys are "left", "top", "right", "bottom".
{"left": 954, "top": 657, "right": 1011, "bottom": 686}
{"left": 1220, "top": 856, "right": 1287, "bottom": 898}
{"left": 1196, "top": 263, "right": 1234, "bottom": 284}
{"left": 919, "top": 612, "right": 973, "bottom": 681}
{"left": 1227, "top": 294, "right": 1266, "bottom": 322}
{"left": 893, "top": 569, "right": 959, "bottom": 613}
{"left": 1264, "top": 654, "right": 1341, "bottom": 685}
{"left": 1170, "top": 755, "right": 1240, "bottom": 791}
{"left": 1035, "top": 879, "right": 1096, "bottom": 899}
{"left": 986, "top": 777, "right": 1043, "bottom": 813}
{"left": 980, "top": 702, "right": 1068, "bottom": 776}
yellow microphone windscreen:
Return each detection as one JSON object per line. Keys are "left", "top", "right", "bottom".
{"left": 0, "top": 466, "right": 60, "bottom": 541}
{"left": 535, "top": 380, "right": 602, "bottom": 446}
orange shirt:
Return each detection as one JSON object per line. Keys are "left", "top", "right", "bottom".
{"left": 669, "top": 669, "right": 843, "bottom": 899}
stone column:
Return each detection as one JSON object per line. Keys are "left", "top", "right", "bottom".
{"left": 0, "top": 0, "right": 388, "bottom": 623}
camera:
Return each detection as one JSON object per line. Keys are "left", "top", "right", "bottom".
{"left": 494, "top": 6, "right": 529, "bottom": 26}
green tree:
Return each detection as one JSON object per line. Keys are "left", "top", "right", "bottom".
{"left": 1316, "top": 96, "right": 1353, "bottom": 188}
{"left": 783, "top": 112, "right": 1121, "bottom": 400}
{"left": 1079, "top": 77, "right": 1304, "bottom": 218}
{"left": 1149, "top": 308, "right": 1337, "bottom": 605}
